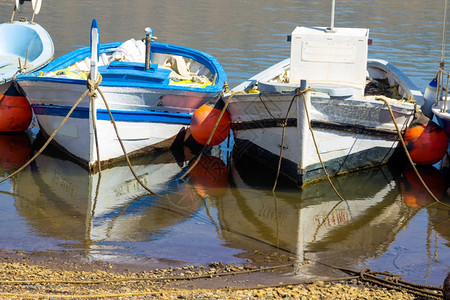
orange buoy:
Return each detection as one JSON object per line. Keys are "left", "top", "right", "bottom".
{"left": 190, "top": 99, "right": 231, "bottom": 146}
{"left": 403, "top": 113, "right": 448, "bottom": 165}
{"left": 0, "top": 132, "right": 31, "bottom": 171}
{"left": 188, "top": 155, "right": 228, "bottom": 197}
{"left": 0, "top": 85, "right": 32, "bottom": 132}
{"left": 400, "top": 166, "right": 445, "bottom": 208}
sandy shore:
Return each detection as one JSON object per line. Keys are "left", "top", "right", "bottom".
{"left": 0, "top": 250, "right": 421, "bottom": 299}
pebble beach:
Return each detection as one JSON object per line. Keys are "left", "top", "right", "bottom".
{"left": 0, "top": 252, "right": 420, "bottom": 299}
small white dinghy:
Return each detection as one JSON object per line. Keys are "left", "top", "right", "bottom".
{"left": 224, "top": 7, "right": 426, "bottom": 187}
{"left": 0, "top": 0, "right": 54, "bottom": 132}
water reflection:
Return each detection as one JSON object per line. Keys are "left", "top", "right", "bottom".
{"left": 0, "top": 131, "right": 448, "bottom": 283}
{"left": 0, "top": 133, "right": 31, "bottom": 175}
{"left": 12, "top": 142, "right": 203, "bottom": 246}
{"left": 210, "top": 148, "right": 449, "bottom": 281}
{"left": 221, "top": 150, "right": 407, "bottom": 262}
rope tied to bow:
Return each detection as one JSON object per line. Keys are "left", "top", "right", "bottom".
{"left": 272, "top": 86, "right": 311, "bottom": 192}
{"left": 86, "top": 73, "right": 102, "bottom": 99}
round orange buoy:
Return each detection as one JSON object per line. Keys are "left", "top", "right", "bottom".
{"left": 0, "top": 86, "right": 32, "bottom": 132}
{"left": 404, "top": 114, "right": 448, "bottom": 165}
{"left": 400, "top": 166, "right": 445, "bottom": 208}
{"left": 0, "top": 133, "right": 31, "bottom": 171}
{"left": 190, "top": 100, "right": 231, "bottom": 146}
{"left": 188, "top": 155, "right": 228, "bottom": 197}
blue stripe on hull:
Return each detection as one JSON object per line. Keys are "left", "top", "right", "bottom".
{"left": 31, "top": 104, "right": 192, "bottom": 125}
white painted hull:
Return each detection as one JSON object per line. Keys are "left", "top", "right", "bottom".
{"left": 20, "top": 80, "right": 200, "bottom": 169}
{"left": 17, "top": 40, "right": 227, "bottom": 170}
{"left": 227, "top": 58, "right": 420, "bottom": 186}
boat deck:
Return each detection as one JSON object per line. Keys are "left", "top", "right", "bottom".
{"left": 0, "top": 54, "right": 21, "bottom": 82}
{"left": 38, "top": 50, "right": 215, "bottom": 89}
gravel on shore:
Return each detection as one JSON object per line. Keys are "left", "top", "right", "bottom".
{"left": 0, "top": 255, "right": 420, "bottom": 299}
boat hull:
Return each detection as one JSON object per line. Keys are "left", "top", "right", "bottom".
{"left": 21, "top": 80, "right": 211, "bottom": 169}
{"left": 229, "top": 92, "right": 415, "bottom": 186}
{"left": 432, "top": 107, "right": 450, "bottom": 137}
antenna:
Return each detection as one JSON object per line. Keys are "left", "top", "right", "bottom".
{"left": 326, "top": 0, "right": 336, "bottom": 33}
{"left": 441, "top": 0, "right": 448, "bottom": 68}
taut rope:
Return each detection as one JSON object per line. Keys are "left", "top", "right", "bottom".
{"left": 0, "top": 85, "right": 92, "bottom": 185}
{"left": 376, "top": 96, "right": 449, "bottom": 208}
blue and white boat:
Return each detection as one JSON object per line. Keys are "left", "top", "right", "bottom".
{"left": 0, "top": 0, "right": 53, "bottom": 132}
{"left": 17, "top": 23, "right": 227, "bottom": 170}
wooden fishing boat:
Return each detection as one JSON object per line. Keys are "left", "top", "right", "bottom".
{"left": 0, "top": 0, "right": 54, "bottom": 132}
{"left": 17, "top": 21, "right": 227, "bottom": 170}
{"left": 224, "top": 23, "right": 426, "bottom": 187}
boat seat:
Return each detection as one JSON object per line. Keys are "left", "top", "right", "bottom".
{"left": 0, "top": 61, "right": 11, "bottom": 68}
{"left": 99, "top": 61, "right": 171, "bottom": 84}
{"left": 314, "top": 86, "right": 355, "bottom": 98}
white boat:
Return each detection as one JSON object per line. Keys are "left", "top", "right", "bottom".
{"left": 0, "top": 0, "right": 54, "bottom": 132}
{"left": 224, "top": 24, "right": 425, "bottom": 187}
{"left": 17, "top": 21, "right": 227, "bottom": 170}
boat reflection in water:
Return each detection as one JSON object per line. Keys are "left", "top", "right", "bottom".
{"left": 3, "top": 134, "right": 449, "bottom": 283}
{"left": 12, "top": 142, "right": 206, "bottom": 258}
{"left": 0, "top": 132, "right": 32, "bottom": 175}
{"left": 212, "top": 148, "right": 448, "bottom": 280}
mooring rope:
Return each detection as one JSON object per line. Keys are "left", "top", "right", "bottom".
{"left": 92, "top": 81, "right": 163, "bottom": 198}
{"left": 272, "top": 90, "right": 299, "bottom": 192}
{"left": 258, "top": 87, "right": 346, "bottom": 199}
{"left": 87, "top": 76, "right": 103, "bottom": 175}
{"left": 0, "top": 85, "right": 92, "bottom": 185}
{"left": 180, "top": 90, "right": 234, "bottom": 180}
{"left": 0, "top": 263, "right": 293, "bottom": 285}
{"left": 0, "top": 73, "right": 164, "bottom": 198}
{"left": 298, "top": 88, "right": 347, "bottom": 202}
{"left": 376, "top": 96, "right": 450, "bottom": 208}
{"left": 0, "top": 262, "right": 443, "bottom": 299}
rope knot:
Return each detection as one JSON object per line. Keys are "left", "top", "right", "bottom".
{"left": 295, "top": 87, "right": 312, "bottom": 96}
{"left": 86, "top": 74, "right": 102, "bottom": 100}
{"left": 360, "top": 267, "right": 371, "bottom": 280}
{"left": 278, "top": 120, "right": 288, "bottom": 127}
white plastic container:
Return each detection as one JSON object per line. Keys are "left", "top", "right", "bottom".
{"left": 289, "top": 26, "right": 369, "bottom": 97}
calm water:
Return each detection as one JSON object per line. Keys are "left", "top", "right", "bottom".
{"left": 0, "top": 0, "right": 449, "bottom": 286}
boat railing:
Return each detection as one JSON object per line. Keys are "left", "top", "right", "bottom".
{"left": 436, "top": 67, "right": 450, "bottom": 112}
